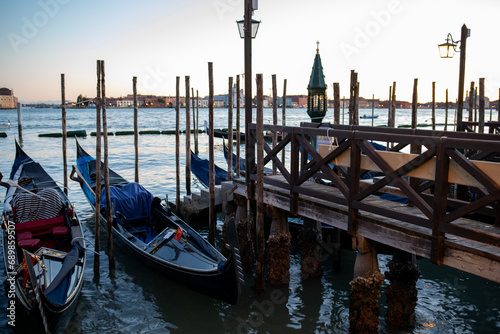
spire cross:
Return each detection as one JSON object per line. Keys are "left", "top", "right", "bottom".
{"left": 316, "top": 40, "right": 320, "bottom": 54}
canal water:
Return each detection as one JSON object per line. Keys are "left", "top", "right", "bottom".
{"left": 0, "top": 107, "right": 499, "bottom": 333}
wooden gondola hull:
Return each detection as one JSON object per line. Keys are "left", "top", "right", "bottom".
{"left": 2, "top": 140, "right": 86, "bottom": 333}
{"left": 73, "top": 140, "right": 241, "bottom": 305}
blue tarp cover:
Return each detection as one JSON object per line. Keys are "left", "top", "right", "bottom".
{"left": 100, "top": 182, "right": 153, "bottom": 223}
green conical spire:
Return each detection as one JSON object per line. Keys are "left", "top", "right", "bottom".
{"left": 307, "top": 41, "right": 327, "bottom": 123}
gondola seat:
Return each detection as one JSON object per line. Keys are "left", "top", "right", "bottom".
{"left": 53, "top": 226, "right": 70, "bottom": 237}
{"left": 17, "top": 231, "right": 33, "bottom": 241}
{"left": 16, "top": 215, "right": 66, "bottom": 236}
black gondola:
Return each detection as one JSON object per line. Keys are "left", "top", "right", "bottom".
{"left": 71, "top": 140, "right": 242, "bottom": 304}
{"left": 1, "top": 140, "right": 86, "bottom": 334}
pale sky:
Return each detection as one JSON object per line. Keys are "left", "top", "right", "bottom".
{"left": 1, "top": 0, "right": 499, "bottom": 103}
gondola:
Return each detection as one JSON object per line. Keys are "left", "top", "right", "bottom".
{"left": 190, "top": 151, "right": 227, "bottom": 188}
{"left": 1, "top": 140, "right": 86, "bottom": 334}
{"left": 223, "top": 141, "right": 272, "bottom": 174}
{"left": 360, "top": 114, "right": 379, "bottom": 119}
{"left": 71, "top": 139, "right": 242, "bottom": 304}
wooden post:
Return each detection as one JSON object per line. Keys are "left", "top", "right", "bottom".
{"left": 175, "top": 77, "right": 181, "bottom": 211}
{"left": 61, "top": 74, "right": 68, "bottom": 195}
{"left": 388, "top": 86, "right": 393, "bottom": 128}
{"left": 391, "top": 81, "right": 396, "bottom": 128}
{"left": 411, "top": 79, "right": 418, "bottom": 129}
{"left": 185, "top": 76, "right": 191, "bottom": 196}
{"left": 17, "top": 102, "right": 22, "bottom": 141}
{"left": 371, "top": 94, "right": 375, "bottom": 127}
{"left": 101, "top": 60, "right": 115, "bottom": 272}
{"left": 469, "top": 81, "right": 475, "bottom": 122}
{"left": 272, "top": 74, "right": 278, "bottom": 175}
{"left": 349, "top": 70, "right": 359, "bottom": 125}
{"left": 282, "top": 79, "right": 287, "bottom": 164}
{"left": 94, "top": 61, "right": 102, "bottom": 276}
{"left": 228, "top": 77, "right": 234, "bottom": 181}
{"left": 192, "top": 87, "right": 198, "bottom": 155}
{"left": 385, "top": 250, "right": 420, "bottom": 329}
{"left": 479, "top": 78, "right": 485, "bottom": 133}
{"left": 498, "top": 88, "right": 500, "bottom": 122}
{"left": 236, "top": 75, "right": 241, "bottom": 177}
{"left": 445, "top": 89, "right": 449, "bottom": 131}
{"left": 334, "top": 83, "right": 340, "bottom": 125}
{"left": 431, "top": 81, "right": 436, "bottom": 130}
{"left": 255, "top": 73, "right": 265, "bottom": 292}
{"left": 196, "top": 90, "right": 199, "bottom": 155}
{"left": 208, "top": 63, "right": 216, "bottom": 246}
{"left": 342, "top": 96, "right": 345, "bottom": 124}
{"left": 267, "top": 207, "right": 291, "bottom": 286}
{"left": 133, "top": 76, "right": 139, "bottom": 183}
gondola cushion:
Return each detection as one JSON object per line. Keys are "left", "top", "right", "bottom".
{"left": 16, "top": 215, "right": 66, "bottom": 236}
{"left": 53, "top": 226, "right": 70, "bottom": 236}
{"left": 17, "top": 231, "right": 33, "bottom": 241}
{"left": 18, "top": 238, "right": 40, "bottom": 248}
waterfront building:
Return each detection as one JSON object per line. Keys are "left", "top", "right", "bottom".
{"left": 0, "top": 88, "right": 18, "bottom": 109}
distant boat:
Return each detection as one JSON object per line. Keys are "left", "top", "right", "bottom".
{"left": 360, "top": 115, "right": 378, "bottom": 119}
{"left": 0, "top": 120, "right": 10, "bottom": 129}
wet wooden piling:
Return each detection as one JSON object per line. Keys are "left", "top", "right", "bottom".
{"left": 299, "top": 218, "right": 323, "bottom": 279}
{"left": 445, "top": 88, "right": 449, "bottom": 131}
{"left": 349, "top": 70, "right": 359, "bottom": 126}
{"left": 333, "top": 82, "right": 340, "bottom": 125}
{"left": 432, "top": 81, "right": 436, "bottom": 130}
{"left": 272, "top": 74, "right": 278, "bottom": 175}
{"left": 391, "top": 81, "right": 396, "bottom": 128}
{"left": 101, "top": 60, "right": 115, "bottom": 272}
{"left": 185, "top": 76, "right": 191, "bottom": 196}
{"left": 17, "top": 103, "right": 22, "bottom": 141}
{"left": 227, "top": 77, "right": 233, "bottom": 181}
{"left": 282, "top": 78, "right": 287, "bottom": 163}
{"left": 349, "top": 236, "right": 383, "bottom": 333}
{"left": 61, "top": 73, "right": 68, "bottom": 195}
{"left": 133, "top": 76, "right": 139, "bottom": 183}
{"left": 267, "top": 206, "right": 291, "bottom": 286}
{"left": 175, "top": 77, "right": 181, "bottom": 211}
{"left": 208, "top": 63, "right": 215, "bottom": 245}
{"left": 94, "top": 61, "right": 102, "bottom": 276}
{"left": 385, "top": 250, "right": 420, "bottom": 330}
{"left": 255, "top": 73, "right": 265, "bottom": 292}
{"left": 469, "top": 81, "right": 475, "bottom": 122}
{"left": 236, "top": 75, "right": 241, "bottom": 176}
{"left": 479, "top": 78, "right": 485, "bottom": 133}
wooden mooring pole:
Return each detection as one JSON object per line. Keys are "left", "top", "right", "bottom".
{"left": 185, "top": 76, "right": 191, "bottom": 196}
{"left": 94, "top": 61, "right": 102, "bottom": 277}
{"left": 282, "top": 78, "right": 287, "bottom": 164}
{"left": 267, "top": 206, "right": 291, "bottom": 286}
{"left": 255, "top": 73, "right": 265, "bottom": 292}
{"left": 272, "top": 74, "right": 278, "bottom": 175}
{"left": 17, "top": 102, "right": 22, "bottom": 141}
{"left": 175, "top": 77, "right": 181, "bottom": 211}
{"left": 432, "top": 81, "right": 436, "bottom": 130}
{"left": 208, "top": 63, "right": 216, "bottom": 246}
{"left": 227, "top": 77, "right": 233, "bottom": 181}
{"left": 236, "top": 75, "right": 241, "bottom": 177}
{"left": 479, "top": 78, "right": 485, "bottom": 133}
{"left": 133, "top": 76, "right": 139, "bottom": 183}
{"left": 445, "top": 89, "right": 449, "bottom": 131}
{"left": 333, "top": 82, "right": 340, "bottom": 125}
{"left": 61, "top": 74, "right": 68, "bottom": 195}
{"left": 391, "top": 81, "right": 396, "bottom": 128}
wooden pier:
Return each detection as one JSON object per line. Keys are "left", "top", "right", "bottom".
{"left": 222, "top": 122, "right": 500, "bottom": 283}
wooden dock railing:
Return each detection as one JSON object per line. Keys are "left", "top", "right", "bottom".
{"left": 245, "top": 122, "right": 500, "bottom": 266}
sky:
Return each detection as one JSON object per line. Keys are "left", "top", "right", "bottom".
{"left": 1, "top": 0, "right": 500, "bottom": 103}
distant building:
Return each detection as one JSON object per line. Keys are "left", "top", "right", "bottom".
{"left": 0, "top": 88, "right": 18, "bottom": 109}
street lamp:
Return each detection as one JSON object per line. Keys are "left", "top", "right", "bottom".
{"left": 438, "top": 33, "right": 457, "bottom": 58}
{"left": 438, "top": 24, "right": 470, "bottom": 131}
{"left": 236, "top": 18, "right": 261, "bottom": 39}
{"left": 237, "top": 0, "right": 260, "bottom": 196}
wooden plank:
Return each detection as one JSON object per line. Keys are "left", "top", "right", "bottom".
{"left": 318, "top": 144, "right": 500, "bottom": 188}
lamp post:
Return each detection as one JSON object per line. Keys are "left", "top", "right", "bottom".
{"left": 438, "top": 24, "right": 470, "bottom": 131}
{"left": 237, "top": 0, "right": 260, "bottom": 195}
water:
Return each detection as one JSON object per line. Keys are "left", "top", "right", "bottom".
{"left": 0, "top": 107, "right": 499, "bottom": 333}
